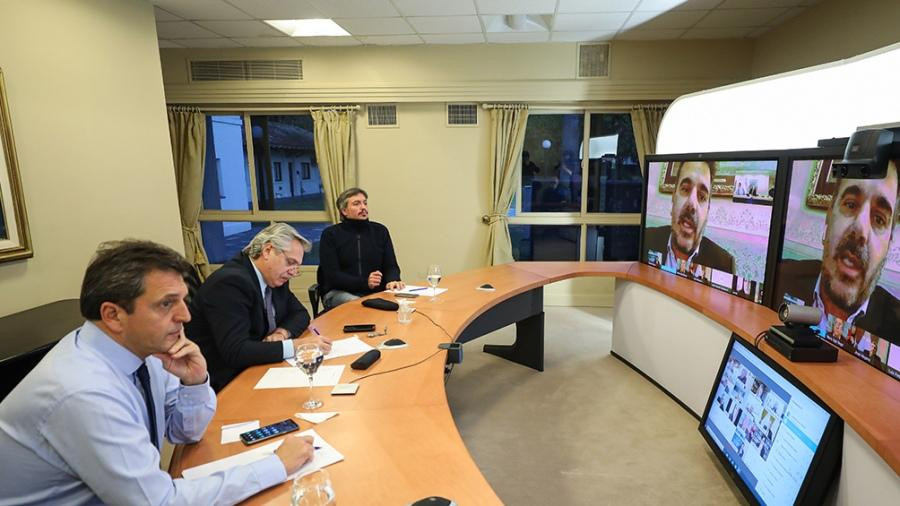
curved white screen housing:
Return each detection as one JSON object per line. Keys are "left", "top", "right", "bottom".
{"left": 657, "top": 42, "right": 900, "bottom": 154}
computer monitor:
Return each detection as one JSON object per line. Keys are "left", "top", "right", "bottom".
{"left": 699, "top": 335, "right": 843, "bottom": 506}
{"left": 641, "top": 155, "right": 781, "bottom": 304}
{"left": 772, "top": 157, "right": 900, "bottom": 381}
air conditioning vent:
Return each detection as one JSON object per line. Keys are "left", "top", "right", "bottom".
{"left": 190, "top": 59, "right": 303, "bottom": 81}
{"left": 577, "top": 43, "right": 610, "bottom": 78}
{"left": 367, "top": 105, "right": 397, "bottom": 127}
{"left": 447, "top": 103, "right": 478, "bottom": 126}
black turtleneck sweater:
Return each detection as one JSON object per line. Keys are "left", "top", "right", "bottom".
{"left": 317, "top": 218, "right": 401, "bottom": 296}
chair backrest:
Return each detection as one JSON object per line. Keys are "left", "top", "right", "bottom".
{"left": 308, "top": 283, "right": 321, "bottom": 318}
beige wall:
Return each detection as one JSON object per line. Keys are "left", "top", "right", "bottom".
{"left": 0, "top": 0, "right": 182, "bottom": 317}
{"left": 752, "top": 0, "right": 900, "bottom": 77}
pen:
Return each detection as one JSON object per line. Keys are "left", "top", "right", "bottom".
{"left": 410, "top": 287, "right": 428, "bottom": 292}
{"left": 311, "top": 327, "right": 321, "bottom": 336}
{"left": 315, "top": 446, "right": 322, "bottom": 450}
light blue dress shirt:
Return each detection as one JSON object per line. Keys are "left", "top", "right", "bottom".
{"left": 0, "top": 320, "right": 287, "bottom": 505}
{"left": 250, "top": 260, "right": 296, "bottom": 359}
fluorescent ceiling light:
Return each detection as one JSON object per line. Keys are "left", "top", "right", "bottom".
{"left": 265, "top": 19, "right": 350, "bottom": 37}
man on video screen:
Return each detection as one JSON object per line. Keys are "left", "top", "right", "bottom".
{"left": 644, "top": 161, "right": 736, "bottom": 274}
{"left": 778, "top": 160, "right": 899, "bottom": 340}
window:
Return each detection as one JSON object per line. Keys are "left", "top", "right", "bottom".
{"left": 200, "top": 113, "right": 330, "bottom": 266}
{"left": 509, "top": 111, "right": 642, "bottom": 261}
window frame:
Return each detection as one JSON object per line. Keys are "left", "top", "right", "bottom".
{"left": 199, "top": 110, "right": 329, "bottom": 268}
{"left": 510, "top": 108, "right": 642, "bottom": 261}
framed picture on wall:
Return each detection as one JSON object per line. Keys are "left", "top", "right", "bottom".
{"left": 0, "top": 68, "right": 33, "bottom": 263}
{"left": 805, "top": 159, "right": 837, "bottom": 210}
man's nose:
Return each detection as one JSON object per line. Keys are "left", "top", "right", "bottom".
{"left": 850, "top": 201, "right": 872, "bottom": 237}
{"left": 176, "top": 299, "right": 192, "bottom": 323}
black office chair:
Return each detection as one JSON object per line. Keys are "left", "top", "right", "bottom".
{"left": 308, "top": 283, "right": 322, "bottom": 318}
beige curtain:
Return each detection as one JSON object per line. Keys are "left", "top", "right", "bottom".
{"left": 483, "top": 106, "right": 529, "bottom": 265}
{"left": 311, "top": 109, "right": 357, "bottom": 223}
{"left": 630, "top": 104, "right": 668, "bottom": 173}
{"left": 167, "top": 106, "right": 210, "bottom": 280}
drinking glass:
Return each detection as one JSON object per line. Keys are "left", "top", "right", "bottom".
{"left": 426, "top": 264, "right": 442, "bottom": 301}
{"left": 291, "top": 468, "right": 335, "bottom": 506}
{"left": 296, "top": 343, "right": 324, "bottom": 410}
{"left": 397, "top": 299, "right": 414, "bottom": 324}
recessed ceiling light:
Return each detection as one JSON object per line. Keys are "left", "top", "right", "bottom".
{"left": 265, "top": 19, "right": 350, "bottom": 37}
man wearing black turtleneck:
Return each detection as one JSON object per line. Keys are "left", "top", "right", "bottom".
{"left": 317, "top": 187, "right": 404, "bottom": 310}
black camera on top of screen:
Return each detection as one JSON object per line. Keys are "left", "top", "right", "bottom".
{"left": 831, "top": 128, "right": 896, "bottom": 179}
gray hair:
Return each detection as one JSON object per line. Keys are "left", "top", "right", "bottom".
{"left": 243, "top": 222, "right": 312, "bottom": 259}
{"left": 336, "top": 187, "right": 368, "bottom": 214}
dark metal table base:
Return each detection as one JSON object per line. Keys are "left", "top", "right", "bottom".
{"left": 456, "top": 287, "right": 544, "bottom": 371}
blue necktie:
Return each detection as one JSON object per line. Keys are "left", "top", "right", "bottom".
{"left": 135, "top": 363, "right": 159, "bottom": 449}
{"left": 264, "top": 286, "right": 277, "bottom": 334}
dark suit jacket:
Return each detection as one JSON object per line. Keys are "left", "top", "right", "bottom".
{"left": 774, "top": 259, "right": 899, "bottom": 343}
{"left": 186, "top": 253, "right": 311, "bottom": 391}
{"left": 642, "top": 225, "right": 736, "bottom": 274}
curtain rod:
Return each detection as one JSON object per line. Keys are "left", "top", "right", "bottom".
{"left": 188, "top": 105, "right": 361, "bottom": 113}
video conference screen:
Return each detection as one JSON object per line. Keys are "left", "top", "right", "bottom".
{"left": 642, "top": 159, "right": 778, "bottom": 303}
{"left": 700, "top": 337, "right": 840, "bottom": 506}
{"left": 773, "top": 159, "right": 900, "bottom": 381}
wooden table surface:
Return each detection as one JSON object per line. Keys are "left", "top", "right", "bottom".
{"left": 170, "top": 262, "right": 900, "bottom": 504}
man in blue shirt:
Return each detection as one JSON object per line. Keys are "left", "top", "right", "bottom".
{"left": 0, "top": 240, "right": 314, "bottom": 505}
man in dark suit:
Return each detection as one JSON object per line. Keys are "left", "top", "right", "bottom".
{"left": 187, "top": 223, "right": 332, "bottom": 391}
{"left": 643, "top": 160, "right": 736, "bottom": 274}
{"left": 775, "top": 160, "right": 899, "bottom": 342}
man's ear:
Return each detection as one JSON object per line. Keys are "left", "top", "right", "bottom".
{"left": 99, "top": 301, "right": 126, "bottom": 333}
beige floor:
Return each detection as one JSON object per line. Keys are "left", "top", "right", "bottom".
{"left": 445, "top": 306, "right": 747, "bottom": 506}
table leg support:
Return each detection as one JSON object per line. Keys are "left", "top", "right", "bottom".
{"left": 483, "top": 311, "right": 544, "bottom": 371}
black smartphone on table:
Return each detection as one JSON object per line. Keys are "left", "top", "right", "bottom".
{"left": 343, "top": 324, "right": 376, "bottom": 333}
{"left": 239, "top": 418, "right": 299, "bottom": 445}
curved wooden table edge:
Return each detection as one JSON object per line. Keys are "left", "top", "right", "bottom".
{"left": 505, "top": 261, "right": 900, "bottom": 475}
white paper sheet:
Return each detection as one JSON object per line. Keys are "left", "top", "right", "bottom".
{"left": 220, "top": 420, "right": 259, "bottom": 444}
{"left": 183, "top": 429, "right": 343, "bottom": 481}
{"left": 253, "top": 365, "right": 345, "bottom": 389}
{"left": 390, "top": 284, "right": 447, "bottom": 297}
{"left": 296, "top": 412, "right": 338, "bottom": 424}
{"left": 285, "top": 337, "right": 373, "bottom": 366}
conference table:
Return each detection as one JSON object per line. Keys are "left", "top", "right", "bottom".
{"left": 169, "top": 262, "right": 900, "bottom": 504}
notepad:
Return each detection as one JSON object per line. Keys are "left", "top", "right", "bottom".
{"left": 183, "top": 429, "right": 343, "bottom": 481}
{"left": 391, "top": 285, "right": 447, "bottom": 297}
{"left": 253, "top": 365, "right": 344, "bottom": 389}
{"left": 220, "top": 420, "right": 259, "bottom": 444}
{"left": 284, "top": 337, "right": 373, "bottom": 365}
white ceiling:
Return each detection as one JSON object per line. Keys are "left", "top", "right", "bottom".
{"left": 153, "top": 0, "right": 822, "bottom": 48}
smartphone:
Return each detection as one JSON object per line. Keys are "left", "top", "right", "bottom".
{"left": 239, "top": 418, "right": 299, "bottom": 445}
{"left": 343, "top": 324, "right": 377, "bottom": 333}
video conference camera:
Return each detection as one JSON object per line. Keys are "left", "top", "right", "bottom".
{"left": 830, "top": 127, "right": 898, "bottom": 179}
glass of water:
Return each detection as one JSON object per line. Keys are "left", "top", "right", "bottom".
{"left": 291, "top": 468, "right": 335, "bottom": 506}
{"left": 426, "top": 264, "right": 442, "bottom": 302}
{"left": 296, "top": 343, "right": 324, "bottom": 410}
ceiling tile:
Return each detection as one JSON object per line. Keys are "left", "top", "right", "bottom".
{"left": 307, "top": 0, "right": 399, "bottom": 18}
{"left": 485, "top": 32, "right": 551, "bottom": 43}
{"left": 475, "top": 0, "right": 556, "bottom": 15}
{"left": 335, "top": 17, "right": 414, "bottom": 35}
{"left": 157, "top": 39, "right": 184, "bottom": 48}
{"left": 636, "top": 0, "right": 720, "bottom": 10}
{"left": 154, "top": 7, "right": 182, "bottom": 22}
{"left": 168, "top": 37, "right": 243, "bottom": 48}
{"left": 231, "top": 37, "right": 303, "bottom": 47}
{"left": 615, "top": 28, "right": 686, "bottom": 40}
{"left": 623, "top": 9, "right": 706, "bottom": 29}
{"left": 407, "top": 16, "right": 482, "bottom": 34}
{"left": 554, "top": 13, "right": 630, "bottom": 31}
{"left": 420, "top": 33, "right": 486, "bottom": 44}
{"left": 392, "top": 0, "right": 478, "bottom": 16}
{"left": 681, "top": 26, "right": 754, "bottom": 38}
{"left": 767, "top": 6, "right": 807, "bottom": 25}
{"left": 558, "top": 0, "right": 640, "bottom": 13}
{"left": 196, "top": 20, "right": 284, "bottom": 37}
{"left": 482, "top": 15, "right": 549, "bottom": 32}
{"left": 358, "top": 35, "right": 424, "bottom": 45}
{"left": 225, "top": 0, "right": 324, "bottom": 19}
{"left": 156, "top": 21, "right": 221, "bottom": 39}
{"left": 720, "top": 0, "right": 804, "bottom": 7}
{"left": 301, "top": 36, "right": 363, "bottom": 46}
{"left": 151, "top": 0, "right": 251, "bottom": 20}
{"left": 747, "top": 26, "right": 774, "bottom": 38}
{"left": 696, "top": 8, "right": 788, "bottom": 27}
{"left": 550, "top": 31, "right": 616, "bottom": 42}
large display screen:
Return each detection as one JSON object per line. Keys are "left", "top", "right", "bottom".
{"left": 773, "top": 159, "right": 899, "bottom": 380}
{"left": 700, "top": 337, "right": 841, "bottom": 506}
{"left": 642, "top": 159, "right": 779, "bottom": 303}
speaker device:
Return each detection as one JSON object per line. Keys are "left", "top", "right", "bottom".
{"left": 351, "top": 349, "right": 381, "bottom": 370}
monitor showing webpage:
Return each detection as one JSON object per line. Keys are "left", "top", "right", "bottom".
{"left": 772, "top": 158, "right": 900, "bottom": 381}
{"left": 701, "top": 339, "right": 835, "bottom": 506}
{"left": 642, "top": 159, "right": 778, "bottom": 303}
